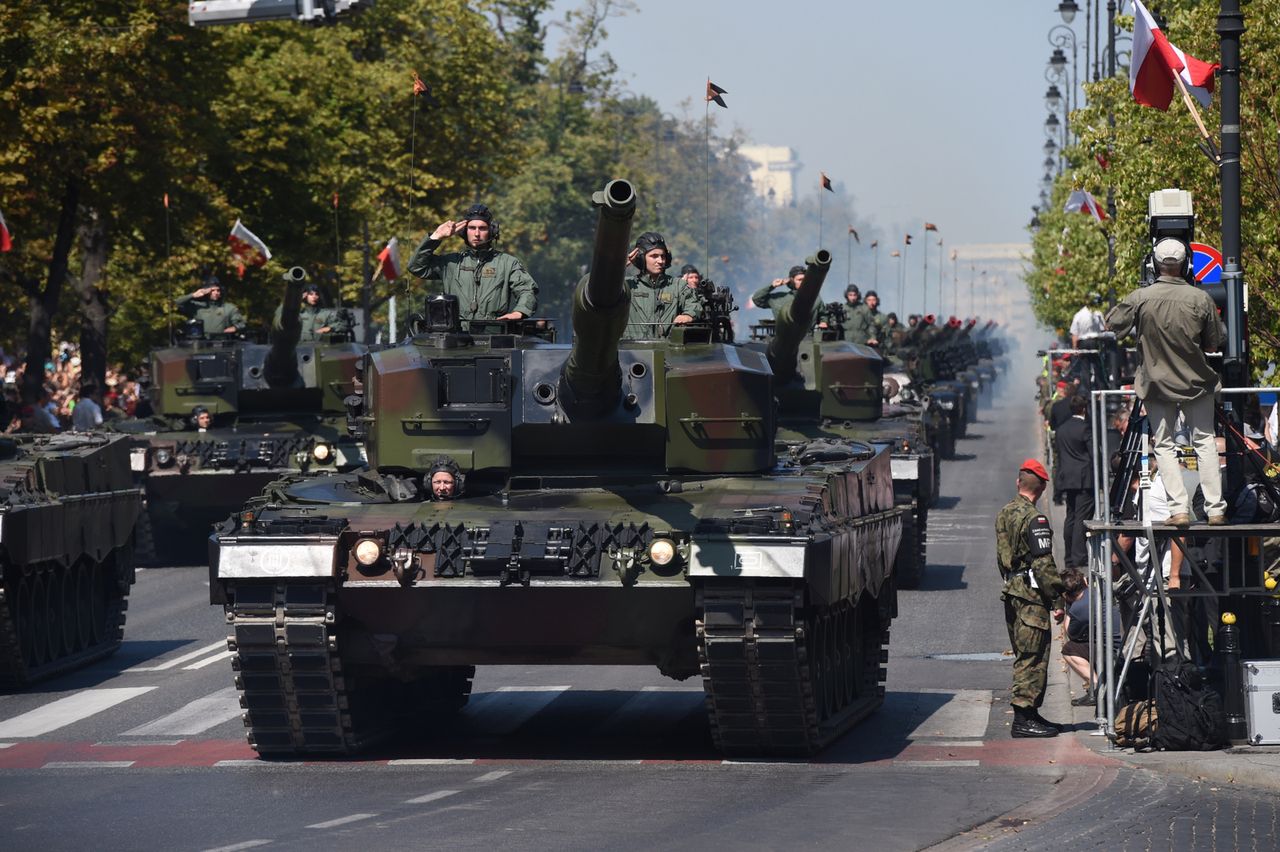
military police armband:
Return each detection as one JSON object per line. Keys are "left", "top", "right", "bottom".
{"left": 1026, "top": 515, "right": 1053, "bottom": 557}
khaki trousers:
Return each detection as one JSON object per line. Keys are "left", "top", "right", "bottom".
{"left": 1144, "top": 393, "right": 1225, "bottom": 517}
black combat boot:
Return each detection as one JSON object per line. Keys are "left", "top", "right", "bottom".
{"left": 1011, "top": 705, "right": 1058, "bottom": 738}
{"left": 1032, "top": 708, "right": 1066, "bottom": 731}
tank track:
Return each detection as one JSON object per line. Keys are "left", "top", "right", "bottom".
{"left": 894, "top": 501, "right": 926, "bottom": 590}
{"left": 0, "top": 549, "right": 132, "bottom": 689}
{"left": 697, "top": 580, "right": 889, "bottom": 756}
{"left": 227, "top": 583, "right": 473, "bottom": 755}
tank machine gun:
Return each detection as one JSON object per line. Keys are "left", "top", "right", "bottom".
{"left": 211, "top": 179, "right": 904, "bottom": 757}
{"left": 115, "top": 266, "right": 368, "bottom": 562}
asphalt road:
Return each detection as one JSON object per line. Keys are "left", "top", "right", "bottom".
{"left": 1, "top": 359, "right": 1277, "bottom": 851}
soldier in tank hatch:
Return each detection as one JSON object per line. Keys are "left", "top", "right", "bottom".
{"left": 427, "top": 456, "right": 462, "bottom": 501}
{"left": 408, "top": 203, "right": 538, "bottom": 321}
{"left": 751, "top": 265, "right": 806, "bottom": 319}
{"left": 272, "top": 280, "right": 351, "bottom": 341}
{"left": 622, "top": 232, "right": 702, "bottom": 338}
{"left": 177, "top": 274, "right": 246, "bottom": 335}
{"left": 679, "top": 264, "right": 702, "bottom": 290}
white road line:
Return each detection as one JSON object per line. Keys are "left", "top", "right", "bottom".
{"left": 404, "top": 790, "right": 461, "bottom": 805}
{"left": 0, "top": 687, "right": 157, "bottom": 738}
{"left": 388, "top": 758, "right": 475, "bottom": 766}
{"left": 0, "top": 743, "right": 14, "bottom": 749}
{"left": 183, "top": 649, "right": 234, "bottom": 670}
{"left": 895, "top": 760, "right": 981, "bottom": 768}
{"left": 42, "top": 760, "right": 136, "bottom": 769}
{"left": 462, "top": 686, "right": 570, "bottom": 735}
{"left": 122, "top": 687, "right": 241, "bottom": 737}
{"left": 595, "top": 687, "right": 706, "bottom": 733}
{"left": 470, "top": 770, "right": 512, "bottom": 783}
{"left": 214, "top": 760, "right": 262, "bottom": 768}
{"left": 907, "top": 689, "right": 993, "bottom": 741}
{"left": 306, "top": 813, "right": 377, "bottom": 829}
{"left": 202, "top": 840, "right": 273, "bottom": 852}
{"left": 126, "top": 640, "right": 227, "bottom": 672}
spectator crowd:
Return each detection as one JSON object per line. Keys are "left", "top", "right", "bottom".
{"left": 0, "top": 342, "right": 152, "bottom": 434}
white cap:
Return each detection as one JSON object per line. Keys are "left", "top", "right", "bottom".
{"left": 1153, "top": 238, "right": 1187, "bottom": 265}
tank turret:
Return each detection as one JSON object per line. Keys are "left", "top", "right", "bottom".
{"left": 264, "top": 266, "right": 307, "bottom": 388}
{"left": 766, "top": 250, "right": 831, "bottom": 386}
{"left": 557, "top": 179, "right": 637, "bottom": 418}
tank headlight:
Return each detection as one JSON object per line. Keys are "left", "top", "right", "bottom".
{"left": 312, "top": 443, "right": 332, "bottom": 463}
{"left": 155, "top": 448, "right": 174, "bottom": 467}
{"left": 648, "top": 539, "right": 676, "bottom": 566}
{"left": 353, "top": 538, "right": 383, "bottom": 566}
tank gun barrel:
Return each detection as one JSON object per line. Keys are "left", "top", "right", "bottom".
{"left": 905, "top": 314, "right": 935, "bottom": 346}
{"left": 558, "top": 180, "right": 638, "bottom": 418}
{"left": 265, "top": 266, "right": 307, "bottom": 387}
{"left": 765, "top": 250, "right": 832, "bottom": 384}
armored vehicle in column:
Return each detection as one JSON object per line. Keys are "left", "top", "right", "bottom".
{"left": 0, "top": 433, "right": 142, "bottom": 687}
{"left": 745, "top": 257, "right": 934, "bottom": 589}
{"left": 210, "top": 180, "right": 903, "bottom": 757}
{"left": 114, "top": 268, "right": 367, "bottom": 562}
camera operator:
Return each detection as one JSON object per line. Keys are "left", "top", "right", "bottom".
{"left": 1106, "top": 238, "right": 1225, "bottom": 526}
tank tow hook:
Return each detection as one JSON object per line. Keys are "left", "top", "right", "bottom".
{"left": 610, "top": 547, "right": 642, "bottom": 587}
{"left": 390, "top": 547, "right": 417, "bottom": 587}
{"left": 499, "top": 522, "right": 530, "bottom": 588}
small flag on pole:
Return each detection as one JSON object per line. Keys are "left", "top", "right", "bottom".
{"left": 705, "top": 80, "right": 728, "bottom": 108}
{"left": 1130, "top": 0, "right": 1217, "bottom": 110}
{"left": 228, "top": 219, "right": 272, "bottom": 276}
{"left": 848, "top": 226, "right": 860, "bottom": 243}
{"left": 1064, "top": 189, "right": 1108, "bottom": 223}
{"left": 890, "top": 250, "right": 901, "bottom": 258}
{"left": 870, "top": 240, "right": 879, "bottom": 249}
{"left": 1095, "top": 152, "right": 1110, "bottom": 170}
{"left": 904, "top": 234, "right": 913, "bottom": 245}
{"left": 376, "top": 237, "right": 402, "bottom": 281}
{"left": 0, "top": 208, "right": 11, "bottom": 253}
{"left": 950, "top": 249, "right": 958, "bottom": 261}
{"left": 924, "top": 222, "right": 938, "bottom": 232}
{"left": 820, "top": 172, "right": 833, "bottom": 192}
{"left": 413, "top": 72, "right": 428, "bottom": 95}
{"left": 332, "top": 192, "right": 340, "bottom": 210}
{"left": 163, "top": 193, "right": 170, "bottom": 209}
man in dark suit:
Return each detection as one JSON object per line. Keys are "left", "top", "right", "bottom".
{"left": 1055, "top": 394, "right": 1095, "bottom": 568}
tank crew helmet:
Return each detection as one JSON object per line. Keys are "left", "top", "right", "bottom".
{"left": 426, "top": 455, "right": 464, "bottom": 501}
{"left": 191, "top": 405, "right": 211, "bottom": 427}
{"left": 679, "top": 264, "right": 700, "bottom": 277}
{"left": 845, "top": 284, "right": 861, "bottom": 296}
{"left": 864, "top": 289, "right": 878, "bottom": 300}
{"left": 301, "top": 281, "right": 321, "bottom": 295}
{"left": 631, "top": 232, "right": 672, "bottom": 270}
{"left": 886, "top": 312, "right": 899, "bottom": 323}
{"left": 459, "top": 203, "right": 500, "bottom": 244}
{"left": 788, "top": 265, "right": 806, "bottom": 279}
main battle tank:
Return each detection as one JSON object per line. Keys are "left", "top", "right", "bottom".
{"left": 0, "top": 433, "right": 141, "bottom": 687}
{"left": 745, "top": 258, "right": 934, "bottom": 589}
{"left": 210, "top": 179, "right": 903, "bottom": 757}
{"left": 113, "top": 267, "right": 368, "bottom": 562}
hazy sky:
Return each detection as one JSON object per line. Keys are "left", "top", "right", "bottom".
{"left": 550, "top": 0, "right": 1078, "bottom": 249}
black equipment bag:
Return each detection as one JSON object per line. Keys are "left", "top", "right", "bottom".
{"left": 1151, "top": 660, "right": 1226, "bottom": 751}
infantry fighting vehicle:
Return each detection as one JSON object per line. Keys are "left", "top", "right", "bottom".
{"left": 0, "top": 433, "right": 141, "bottom": 687}
{"left": 210, "top": 180, "right": 903, "bottom": 757}
{"left": 744, "top": 262, "right": 934, "bottom": 589}
{"left": 114, "top": 268, "right": 367, "bottom": 562}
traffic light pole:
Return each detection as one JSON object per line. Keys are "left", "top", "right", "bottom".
{"left": 1217, "top": 1, "right": 1246, "bottom": 382}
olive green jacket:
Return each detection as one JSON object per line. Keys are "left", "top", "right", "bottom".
{"left": 407, "top": 236, "right": 538, "bottom": 320}
{"left": 1105, "top": 275, "right": 1223, "bottom": 403}
{"left": 624, "top": 272, "right": 704, "bottom": 338}
{"left": 846, "top": 304, "right": 885, "bottom": 345}
{"left": 751, "top": 282, "right": 797, "bottom": 318}
{"left": 995, "top": 494, "right": 1065, "bottom": 621}
{"left": 177, "top": 294, "right": 246, "bottom": 335}
{"left": 272, "top": 303, "right": 352, "bottom": 341}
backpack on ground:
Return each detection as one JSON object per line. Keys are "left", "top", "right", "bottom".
{"left": 1151, "top": 660, "right": 1226, "bottom": 751}
{"left": 1112, "top": 700, "right": 1157, "bottom": 749}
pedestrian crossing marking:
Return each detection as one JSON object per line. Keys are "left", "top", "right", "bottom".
{"left": 404, "top": 790, "right": 461, "bottom": 805}
{"left": 182, "top": 649, "right": 234, "bottom": 670}
{"left": 0, "top": 687, "right": 156, "bottom": 738}
{"left": 122, "top": 687, "right": 240, "bottom": 737}
{"left": 306, "top": 813, "right": 377, "bottom": 829}
{"left": 126, "top": 640, "right": 226, "bottom": 672}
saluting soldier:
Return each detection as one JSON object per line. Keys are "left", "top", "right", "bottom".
{"left": 177, "top": 275, "right": 246, "bottom": 335}
{"left": 272, "top": 281, "right": 351, "bottom": 341}
{"left": 751, "top": 265, "right": 806, "bottom": 319}
{"left": 407, "top": 203, "right": 538, "bottom": 321}
{"left": 995, "top": 458, "right": 1067, "bottom": 738}
{"left": 622, "top": 232, "right": 702, "bottom": 338}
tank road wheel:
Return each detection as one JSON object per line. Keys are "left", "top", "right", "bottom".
{"left": 88, "top": 560, "right": 108, "bottom": 646}
{"left": 74, "top": 565, "right": 93, "bottom": 652}
{"left": 16, "top": 573, "right": 37, "bottom": 669}
{"left": 133, "top": 509, "right": 158, "bottom": 566}
{"left": 31, "top": 572, "right": 53, "bottom": 668}
{"left": 894, "top": 505, "right": 923, "bottom": 590}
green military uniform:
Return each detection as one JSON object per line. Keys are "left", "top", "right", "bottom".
{"left": 272, "top": 303, "right": 351, "bottom": 341}
{"left": 846, "top": 305, "right": 886, "bottom": 345}
{"left": 624, "top": 272, "right": 704, "bottom": 338}
{"left": 177, "top": 293, "right": 246, "bottom": 335}
{"left": 407, "top": 237, "right": 538, "bottom": 321}
{"left": 995, "top": 494, "right": 1066, "bottom": 710}
{"left": 751, "top": 282, "right": 797, "bottom": 319}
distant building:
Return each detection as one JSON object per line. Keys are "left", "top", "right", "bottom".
{"left": 739, "top": 145, "right": 802, "bottom": 207}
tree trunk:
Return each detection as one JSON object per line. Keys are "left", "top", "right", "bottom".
{"left": 23, "top": 176, "right": 80, "bottom": 402}
{"left": 74, "top": 206, "right": 110, "bottom": 393}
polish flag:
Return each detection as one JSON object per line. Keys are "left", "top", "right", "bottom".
{"left": 0, "top": 208, "right": 11, "bottom": 252}
{"left": 1130, "top": 0, "right": 1217, "bottom": 110}
{"left": 228, "top": 219, "right": 271, "bottom": 274}
{"left": 376, "top": 237, "right": 402, "bottom": 281}
{"left": 1064, "top": 189, "right": 1107, "bottom": 223}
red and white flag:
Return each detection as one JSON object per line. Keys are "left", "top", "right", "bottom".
{"left": 228, "top": 219, "right": 271, "bottom": 275}
{"left": 376, "top": 237, "right": 402, "bottom": 281}
{"left": 1064, "top": 189, "right": 1107, "bottom": 223}
{"left": 1130, "top": 0, "right": 1217, "bottom": 110}
{"left": 0, "top": 208, "right": 11, "bottom": 253}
